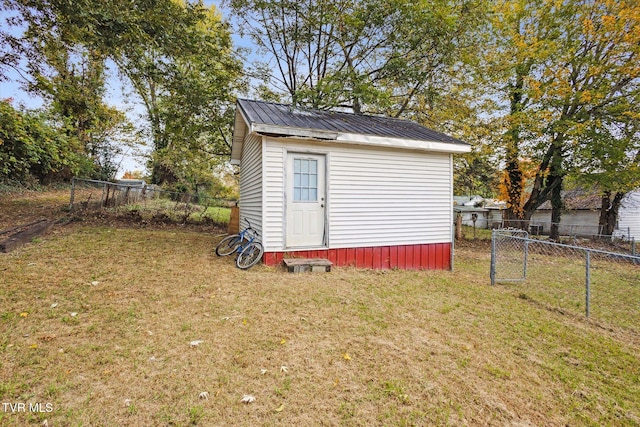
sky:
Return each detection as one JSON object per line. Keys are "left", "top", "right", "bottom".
{"left": 0, "top": 0, "right": 252, "bottom": 178}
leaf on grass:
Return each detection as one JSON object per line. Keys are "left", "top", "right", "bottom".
{"left": 241, "top": 394, "right": 256, "bottom": 404}
{"left": 280, "top": 338, "right": 286, "bottom": 345}
{"left": 91, "top": 281, "right": 99, "bottom": 286}
{"left": 260, "top": 369, "right": 268, "bottom": 375}
{"left": 20, "top": 312, "right": 28, "bottom": 318}
{"left": 70, "top": 312, "right": 78, "bottom": 317}
{"left": 275, "top": 403, "right": 284, "bottom": 412}
{"left": 343, "top": 353, "right": 351, "bottom": 361}
{"left": 190, "top": 340, "right": 204, "bottom": 347}
{"left": 29, "top": 344, "right": 38, "bottom": 349}
{"left": 50, "top": 303, "right": 58, "bottom": 309}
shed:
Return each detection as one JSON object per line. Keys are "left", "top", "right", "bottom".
{"left": 230, "top": 99, "right": 471, "bottom": 269}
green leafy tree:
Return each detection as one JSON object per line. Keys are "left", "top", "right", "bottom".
{"left": 0, "top": 100, "right": 93, "bottom": 184}
{"left": 575, "top": 116, "right": 640, "bottom": 235}
{"left": 102, "top": 2, "right": 244, "bottom": 188}
{"left": 3, "top": 0, "right": 140, "bottom": 181}
{"left": 488, "top": 0, "right": 640, "bottom": 238}
{"left": 3, "top": 0, "right": 243, "bottom": 190}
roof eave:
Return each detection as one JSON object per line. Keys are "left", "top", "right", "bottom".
{"left": 252, "top": 123, "right": 471, "bottom": 154}
{"left": 335, "top": 132, "right": 470, "bottom": 154}
{"left": 230, "top": 107, "right": 250, "bottom": 164}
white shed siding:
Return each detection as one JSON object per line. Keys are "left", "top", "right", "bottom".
{"left": 263, "top": 138, "right": 453, "bottom": 250}
{"left": 263, "top": 141, "right": 286, "bottom": 251}
{"left": 239, "top": 134, "right": 263, "bottom": 235}
{"left": 618, "top": 191, "right": 640, "bottom": 240}
{"left": 330, "top": 147, "right": 452, "bottom": 247}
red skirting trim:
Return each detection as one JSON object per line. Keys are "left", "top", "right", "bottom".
{"left": 263, "top": 243, "right": 451, "bottom": 270}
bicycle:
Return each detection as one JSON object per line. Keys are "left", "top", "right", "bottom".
{"left": 215, "top": 218, "right": 264, "bottom": 269}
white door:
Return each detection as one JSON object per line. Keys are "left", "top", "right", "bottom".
{"left": 286, "top": 153, "right": 326, "bottom": 247}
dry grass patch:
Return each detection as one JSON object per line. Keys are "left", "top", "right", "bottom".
{"left": 0, "top": 225, "right": 638, "bottom": 425}
{"left": 0, "top": 189, "right": 70, "bottom": 229}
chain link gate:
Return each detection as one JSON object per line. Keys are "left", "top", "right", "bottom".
{"left": 490, "top": 228, "right": 640, "bottom": 320}
{"left": 490, "top": 229, "right": 529, "bottom": 286}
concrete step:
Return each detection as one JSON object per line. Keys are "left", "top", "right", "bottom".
{"left": 283, "top": 258, "right": 332, "bottom": 273}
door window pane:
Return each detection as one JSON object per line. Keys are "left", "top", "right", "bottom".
{"left": 293, "top": 158, "right": 319, "bottom": 202}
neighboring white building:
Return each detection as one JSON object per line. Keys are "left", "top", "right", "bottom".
{"left": 453, "top": 196, "right": 505, "bottom": 229}
{"left": 532, "top": 188, "right": 640, "bottom": 239}
{"left": 230, "top": 99, "right": 470, "bottom": 269}
{"left": 617, "top": 191, "right": 640, "bottom": 240}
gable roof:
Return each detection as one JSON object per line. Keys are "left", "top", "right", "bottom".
{"left": 231, "top": 99, "right": 470, "bottom": 164}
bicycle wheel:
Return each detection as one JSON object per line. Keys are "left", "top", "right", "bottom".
{"left": 236, "top": 242, "right": 264, "bottom": 269}
{"left": 216, "top": 234, "right": 243, "bottom": 256}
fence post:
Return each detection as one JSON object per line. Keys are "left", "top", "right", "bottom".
{"left": 523, "top": 236, "right": 529, "bottom": 279}
{"left": 632, "top": 237, "right": 636, "bottom": 256}
{"left": 490, "top": 230, "right": 496, "bottom": 286}
{"left": 69, "top": 177, "right": 76, "bottom": 210}
{"left": 585, "top": 250, "right": 591, "bottom": 318}
{"left": 450, "top": 222, "right": 455, "bottom": 272}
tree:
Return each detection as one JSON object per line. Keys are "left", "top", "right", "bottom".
{"left": 2, "top": 0, "right": 244, "bottom": 189}
{"left": 2, "top": 0, "right": 140, "bottom": 180}
{"left": 575, "top": 116, "right": 640, "bottom": 235}
{"left": 488, "top": 0, "right": 640, "bottom": 239}
{"left": 93, "top": 1, "right": 245, "bottom": 188}
{"left": 0, "top": 99, "right": 93, "bottom": 184}
{"left": 226, "top": 0, "right": 486, "bottom": 116}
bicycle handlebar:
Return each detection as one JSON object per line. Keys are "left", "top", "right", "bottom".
{"left": 242, "top": 217, "right": 260, "bottom": 238}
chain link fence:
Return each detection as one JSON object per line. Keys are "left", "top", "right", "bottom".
{"left": 500, "top": 219, "right": 637, "bottom": 255}
{"left": 69, "top": 177, "right": 235, "bottom": 225}
{"left": 490, "top": 229, "right": 640, "bottom": 334}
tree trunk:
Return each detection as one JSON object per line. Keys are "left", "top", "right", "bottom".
{"left": 598, "top": 191, "right": 624, "bottom": 236}
{"left": 549, "top": 178, "right": 563, "bottom": 240}
{"left": 455, "top": 213, "right": 463, "bottom": 240}
{"left": 152, "top": 163, "right": 177, "bottom": 186}
{"left": 502, "top": 61, "right": 530, "bottom": 228}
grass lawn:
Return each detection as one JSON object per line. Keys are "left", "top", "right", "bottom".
{"left": 1, "top": 221, "right": 638, "bottom": 425}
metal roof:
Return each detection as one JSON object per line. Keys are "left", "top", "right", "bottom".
{"left": 236, "top": 98, "right": 468, "bottom": 145}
